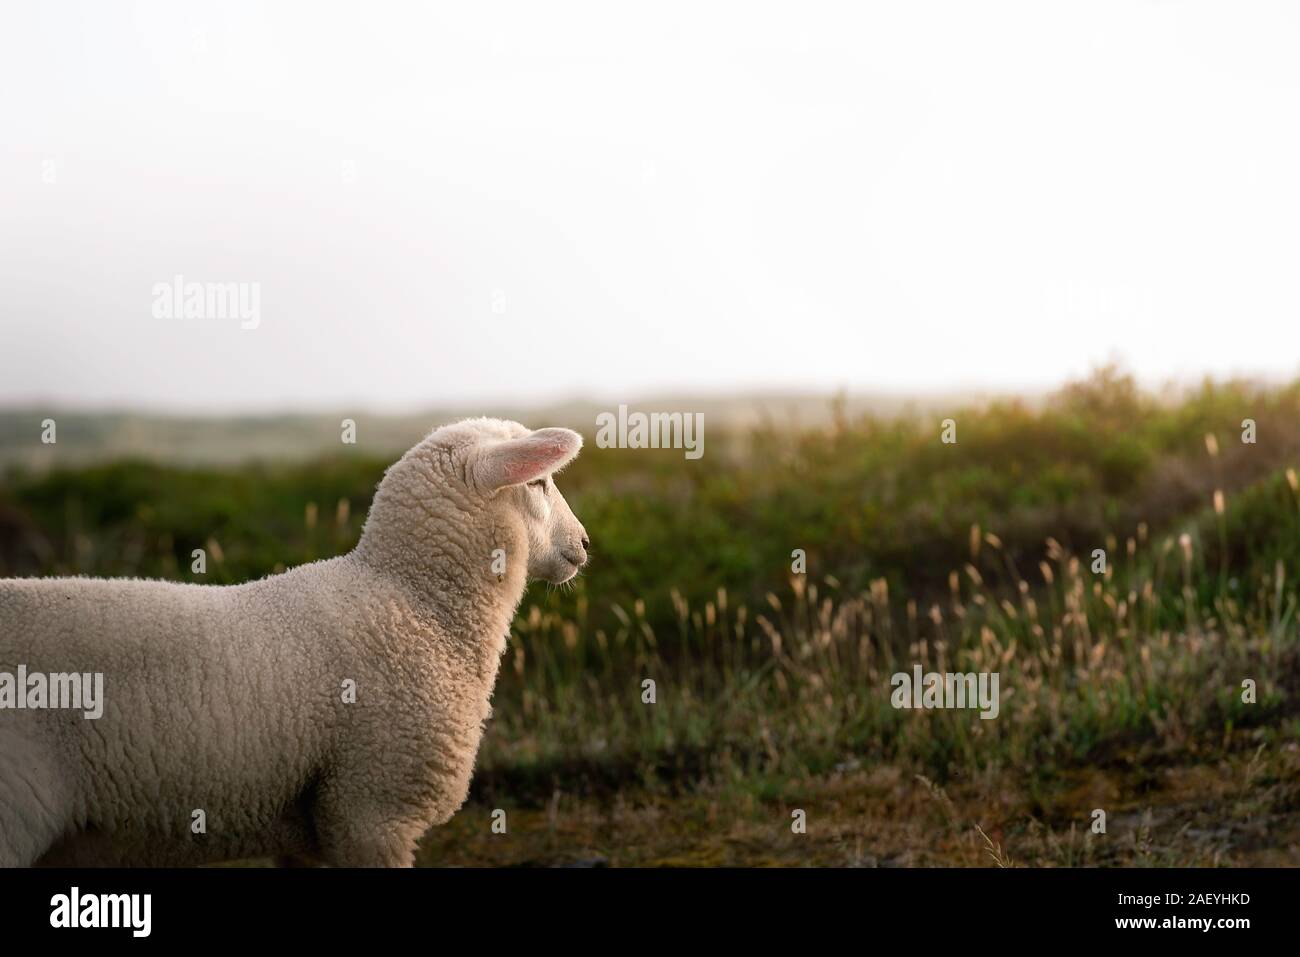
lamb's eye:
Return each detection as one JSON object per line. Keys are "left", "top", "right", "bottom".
{"left": 528, "top": 478, "right": 547, "bottom": 492}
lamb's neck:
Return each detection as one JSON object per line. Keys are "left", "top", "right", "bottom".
{"left": 352, "top": 507, "right": 529, "bottom": 658}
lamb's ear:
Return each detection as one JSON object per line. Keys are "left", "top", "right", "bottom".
{"left": 474, "top": 428, "right": 583, "bottom": 490}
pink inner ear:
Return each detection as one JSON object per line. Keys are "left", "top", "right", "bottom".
{"left": 499, "top": 444, "right": 559, "bottom": 485}
{"left": 484, "top": 431, "right": 581, "bottom": 488}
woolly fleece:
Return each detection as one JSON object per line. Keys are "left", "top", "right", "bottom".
{"left": 0, "top": 418, "right": 587, "bottom": 866}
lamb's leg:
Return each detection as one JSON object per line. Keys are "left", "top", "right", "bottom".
{"left": 0, "top": 728, "right": 74, "bottom": 867}
{"left": 315, "top": 810, "right": 426, "bottom": 868}
{"left": 309, "top": 780, "right": 428, "bottom": 868}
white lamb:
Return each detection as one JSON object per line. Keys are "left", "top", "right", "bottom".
{"left": 0, "top": 418, "right": 589, "bottom": 867}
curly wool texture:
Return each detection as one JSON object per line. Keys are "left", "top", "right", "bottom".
{"left": 0, "top": 418, "right": 578, "bottom": 866}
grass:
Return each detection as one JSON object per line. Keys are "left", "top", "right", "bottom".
{"left": 482, "top": 510, "right": 1297, "bottom": 790}
{"left": 2, "top": 367, "right": 1298, "bottom": 865}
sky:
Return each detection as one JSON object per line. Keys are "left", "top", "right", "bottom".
{"left": 2, "top": 0, "right": 1299, "bottom": 412}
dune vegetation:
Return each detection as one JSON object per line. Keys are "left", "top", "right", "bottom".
{"left": 2, "top": 368, "right": 1297, "bottom": 865}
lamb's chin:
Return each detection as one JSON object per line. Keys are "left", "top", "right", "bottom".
{"left": 546, "top": 561, "right": 580, "bottom": 585}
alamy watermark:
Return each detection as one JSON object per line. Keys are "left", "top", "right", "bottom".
{"left": 595, "top": 405, "right": 704, "bottom": 459}
{"left": 0, "top": 666, "right": 104, "bottom": 719}
{"left": 151, "top": 274, "right": 261, "bottom": 329}
{"left": 891, "top": 665, "right": 999, "bottom": 719}
{"left": 50, "top": 887, "right": 150, "bottom": 937}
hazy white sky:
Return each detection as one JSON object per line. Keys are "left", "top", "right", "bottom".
{"left": 2, "top": 1, "right": 1299, "bottom": 412}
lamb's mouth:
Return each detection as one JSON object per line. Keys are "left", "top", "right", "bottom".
{"left": 552, "top": 555, "right": 584, "bottom": 583}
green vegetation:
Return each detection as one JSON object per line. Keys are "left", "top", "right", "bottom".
{"left": 3, "top": 368, "right": 1298, "bottom": 865}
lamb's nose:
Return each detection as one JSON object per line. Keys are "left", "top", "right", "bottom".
{"left": 581, "top": 534, "right": 591, "bottom": 551}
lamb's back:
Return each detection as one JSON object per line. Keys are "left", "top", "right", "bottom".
{"left": 0, "top": 563, "right": 362, "bottom": 861}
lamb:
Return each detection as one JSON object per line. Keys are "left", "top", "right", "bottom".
{"left": 0, "top": 418, "right": 589, "bottom": 867}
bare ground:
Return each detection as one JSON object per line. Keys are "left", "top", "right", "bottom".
{"left": 413, "top": 744, "right": 1300, "bottom": 867}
